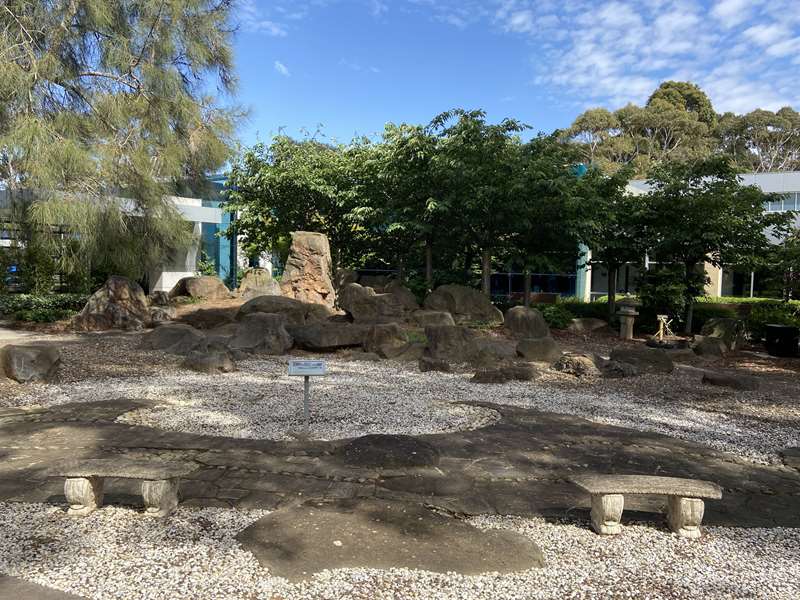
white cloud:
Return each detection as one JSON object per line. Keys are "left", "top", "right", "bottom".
{"left": 274, "top": 61, "right": 291, "bottom": 77}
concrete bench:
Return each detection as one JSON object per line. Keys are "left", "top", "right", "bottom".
{"left": 571, "top": 474, "right": 722, "bottom": 539}
{"left": 49, "top": 459, "right": 198, "bottom": 518}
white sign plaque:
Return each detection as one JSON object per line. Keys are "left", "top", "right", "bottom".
{"left": 288, "top": 360, "right": 327, "bottom": 377}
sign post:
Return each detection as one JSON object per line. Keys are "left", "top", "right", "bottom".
{"left": 288, "top": 360, "right": 327, "bottom": 434}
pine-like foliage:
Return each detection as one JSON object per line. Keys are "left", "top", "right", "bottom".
{"left": 0, "top": 0, "right": 240, "bottom": 281}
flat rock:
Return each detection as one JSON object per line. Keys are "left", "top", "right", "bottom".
{"left": 0, "top": 575, "right": 85, "bottom": 600}
{"left": 342, "top": 434, "right": 439, "bottom": 468}
{"left": 141, "top": 323, "right": 206, "bottom": 355}
{"left": 781, "top": 447, "right": 800, "bottom": 470}
{"left": 411, "top": 310, "right": 455, "bottom": 328}
{"left": 701, "top": 371, "right": 759, "bottom": 391}
{"left": 237, "top": 295, "right": 332, "bottom": 325}
{"left": 287, "top": 322, "right": 368, "bottom": 351}
{"left": 237, "top": 499, "right": 544, "bottom": 582}
{"left": 609, "top": 346, "right": 674, "bottom": 374}
{"left": 48, "top": 458, "right": 198, "bottom": 480}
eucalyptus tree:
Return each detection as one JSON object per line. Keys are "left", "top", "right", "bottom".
{"left": 0, "top": 0, "right": 240, "bottom": 284}
{"left": 642, "top": 157, "right": 793, "bottom": 332}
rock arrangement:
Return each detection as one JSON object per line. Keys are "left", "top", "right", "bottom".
{"left": 423, "top": 284, "right": 504, "bottom": 325}
{"left": 280, "top": 231, "right": 336, "bottom": 309}
{"left": 169, "top": 276, "right": 231, "bottom": 301}
{"left": 74, "top": 276, "right": 151, "bottom": 331}
{"left": 237, "top": 268, "right": 281, "bottom": 300}
{"left": 0, "top": 345, "right": 61, "bottom": 383}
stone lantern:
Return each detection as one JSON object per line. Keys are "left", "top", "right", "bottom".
{"left": 617, "top": 297, "right": 640, "bottom": 340}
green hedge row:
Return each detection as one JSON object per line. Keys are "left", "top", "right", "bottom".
{"left": 0, "top": 294, "right": 88, "bottom": 323}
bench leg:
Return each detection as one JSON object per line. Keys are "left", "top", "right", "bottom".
{"left": 590, "top": 493, "right": 624, "bottom": 535}
{"left": 65, "top": 477, "right": 104, "bottom": 516}
{"left": 667, "top": 497, "right": 704, "bottom": 539}
{"left": 142, "top": 479, "right": 180, "bottom": 518}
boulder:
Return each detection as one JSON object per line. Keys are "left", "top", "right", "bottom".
{"left": 228, "top": 313, "right": 293, "bottom": 355}
{"left": 701, "top": 318, "right": 746, "bottom": 352}
{"left": 470, "top": 337, "right": 517, "bottom": 368}
{"left": 287, "top": 322, "right": 368, "bottom": 351}
{"left": 73, "top": 276, "right": 150, "bottom": 331}
{"left": 393, "top": 342, "right": 426, "bottom": 362}
{"left": 423, "top": 284, "right": 503, "bottom": 325}
{"left": 500, "top": 364, "right": 539, "bottom": 381}
{"left": 178, "top": 307, "right": 237, "bottom": 330}
{"left": 169, "top": 276, "right": 230, "bottom": 301}
{"left": 0, "top": 345, "right": 60, "bottom": 383}
{"left": 553, "top": 354, "right": 600, "bottom": 377}
{"left": 338, "top": 283, "right": 405, "bottom": 324}
{"left": 148, "top": 305, "right": 176, "bottom": 325}
{"left": 701, "top": 371, "right": 759, "bottom": 391}
{"left": 599, "top": 359, "right": 639, "bottom": 379}
{"left": 692, "top": 335, "right": 728, "bottom": 358}
{"left": 384, "top": 281, "right": 419, "bottom": 311}
{"left": 567, "top": 318, "right": 608, "bottom": 333}
{"left": 424, "top": 325, "right": 480, "bottom": 363}
{"left": 237, "top": 295, "right": 332, "bottom": 325}
{"left": 182, "top": 350, "right": 236, "bottom": 374}
{"left": 411, "top": 310, "right": 455, "bottom": 328}
{"left": 141, "top": 323, "right": 206, "bottom": 355}
{"left": 237, "top": 268, "right": 282, "bottom": 299}
{"left": 516, "top": 337, "right": 562, "bottom": 363}
{"left": 280, "top": 231, "right": 336, "bottom": 309}
{"left": 609, "top": 346, "right": 674, "bottom": 374}
{"left": 363, "top": 323, "right": 409, "bottom": 359}
{"left": 419, "top": 356, "right": 451, "bottom": 373}
{"left": 148, "top": 291, "right": 171, "bottom": 306}
{"left": 334, "top": 268, "right": 359, "bottom": 290}
{"left": 504, "top": 306, "right": 549, "bottom": 339}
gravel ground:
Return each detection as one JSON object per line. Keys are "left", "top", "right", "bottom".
{"left": 1, "top": 332, "right": 798, "bottom": 464}
{"left": 0, "top": 501, "right": 797, "bottom": 600}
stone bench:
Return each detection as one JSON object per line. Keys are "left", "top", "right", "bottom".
{"left": 49, "top": 459, "right": 198, "bottom": 518}
{"left": 571, "top": 474, "right": 722, "bottom": 539}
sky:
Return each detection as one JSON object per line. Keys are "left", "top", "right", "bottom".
{"left": 229, "top": 0, "right": 800, "bottom": 146}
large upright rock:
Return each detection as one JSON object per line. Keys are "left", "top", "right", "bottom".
{"left": 74, "top": 276, "right": 150, "bottom": 331}
{"left": 169, "top": 276, "right": 230, "bottom": 301}
{"left": 280, "top": 232, "right": 336, "bottom": 309}
{"left": 1, "top": 345, "right": 61, "bottom": 383}
{"left": 237, "top": 268, "right": 281, "bottom": 300}
{"left": 423, "top": 285, "right": 503, "bottom": 325}
{"left": 504, "top": 306, "right": 549, "bottom": 339}
{"left": 237, "top": 295, "right": 332, "bottom": 325}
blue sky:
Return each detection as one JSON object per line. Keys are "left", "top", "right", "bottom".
{"left": 230, "top": 0, "right": 800, "bottom": 146}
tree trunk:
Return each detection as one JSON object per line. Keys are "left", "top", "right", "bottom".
{"left": 424, "top": 241, "right": 433, "bottom": 290}
{"left": 396, "top": 254, "right": 404, "bottom": 282}
{"left": 481, "top": 249, "right": 491, "bottom": 297}
{"left": 607, "top": 266, "right": 617, "bottom": 320}
{"left": 523, "top": 268, "right": 532, "bottom": 308}
{"left": 684, "top": 261, "right": 696, "bottom": 335}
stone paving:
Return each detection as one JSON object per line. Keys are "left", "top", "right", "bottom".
{"left": 2, "top": 398, "right": 799, "bottom": 529}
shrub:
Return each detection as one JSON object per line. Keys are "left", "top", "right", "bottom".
{"left": 746, "top": 303, "right": 800, "bottom": 342}
{"left": 540, "top": 304, "right": 574, "bottom": 330}
{"left": 0, "top": 293, "right": 88, "bottom": 323}
{"left": 560, "top": 300, "right": 609, "bottom": 321}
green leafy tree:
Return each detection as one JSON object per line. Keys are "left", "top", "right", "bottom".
{"left": 716, "top": 108, "right": 800, "bottom": 172}
{"left": 579, "top": 167, "right": 645, "bottom": 318}
{"left": 642, "top": 157, "right": 793, "bottom": 333}
{"left": 224, "top": 136, "right": 374, "bottom": 270}
{"left": 430, "top": 109, "right": 527, "bottom": 296}
{"left": 0, "top": 0, "right": 240, "bottom": 282}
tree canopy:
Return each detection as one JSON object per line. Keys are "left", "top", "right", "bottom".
{"left": 0, "top": 0, "right": 240, "bottom": 286}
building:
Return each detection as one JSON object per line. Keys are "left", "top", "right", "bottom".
{"left": 575, "top": 171, "right": 800, "bottom": 301}
{"left": 0, "top": 184, "right": 237, "bottom": 293}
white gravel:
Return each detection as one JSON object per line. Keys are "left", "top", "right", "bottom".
{"left": 5, "top": 353, "right": 797, "bottom": 464}
{"left": 1, "top": 502, "right": 798, "bottom": 600}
